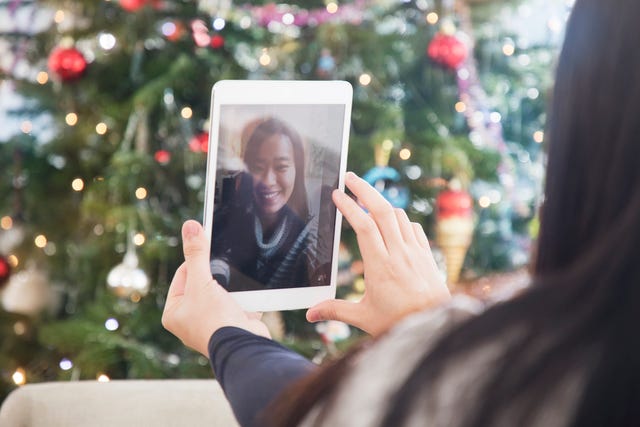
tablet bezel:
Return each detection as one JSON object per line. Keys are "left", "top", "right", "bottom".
{"left": 203, "top": 80, "right": 352, "bottom": 312}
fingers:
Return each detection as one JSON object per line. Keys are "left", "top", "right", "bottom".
{"left": 343, "top": 172, "right": 404, "bottom": 251}
{"left": 306, "top": 299, "right": 363, "bottom": 328}
{"left": 181, "top": 220, "right": 213, "bottom": 287}
{"left": 166, "top": 263, "right": 187, "bottom": 299}
{"left": 412, "top": 222, "right": 431, "bottom": 251}
{"left": 395, "top": 208, "right": 418, "bottom": 245}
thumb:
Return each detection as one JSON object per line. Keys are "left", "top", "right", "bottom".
{"left": 181, "top": 220, "right": 212, "bottom": 285}
{"left": 306, "top": 299, "right": 363, "bottom": 328}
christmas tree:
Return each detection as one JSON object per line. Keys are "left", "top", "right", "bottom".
{"left": 0, "top": 0, "right": 568, "bottom": 401}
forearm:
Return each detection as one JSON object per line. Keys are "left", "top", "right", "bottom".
{"left": 209, "top": 326, "right": 316, "bottom": 427}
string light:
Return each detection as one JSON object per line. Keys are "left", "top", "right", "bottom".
{"left": 533, "top": 130, "right": 544, "bottom": 143}
{"left": 180, "top": 107, "right": 193, "bottom": 119}
{"left": 13, "top": 321, "right": 27, "bottom": 336}
{"left": 93, "top": 224, "right": 104, "bottom": 236}
{"left": 36, "top": 71, "right": 49, "bottom": 84}
{"left": 54, "top": 10, "right": 65, "bottom": 24}
{"left": 259, "top": 49, "right": 271, "bottom": 66}
{"left": 212, "top": 17, "right": 226, "bottom": 31}
{"left": 135, "top": 187, "right": 148, "bottom": 200}
{"left": 71, "top": 178, "right": 84, "bottom": 191}
{"left": 96, "top": 122, "right": 108, "bottom": 135}
{"left": 1, "top": 216, "right": 13, "bottom": 230}
{"left": 358, "top": 73, "right": 372, "bottom": 86}
{"left": 426, "top": 12, "right": 439, "bottom": 25}
{"left": 12, "top": 368, "right": 26, "bottom": 385}
{"left": 8, "top": 255, "right": 18, "bottom": 267}
{"left": 34, "top": 235, "right": 47, "bottom": 248}
{"left": 133, "top": 233, "right": 146, "bottom": 246}
{"left": 502, "top": 43, "right": 515, "bottom": 56}
{"left": 282, "top": 13, "right": 294, "bottom": 25}
{"left": 105, "top": 318, "right": 119, "bottom": 331}
{"left": 20, "top": 121, "right": 32, "bottom": 134}
{"left": 527, "top": 88, "right": 540, "bottom": 99}
{"left": 455, "top": 101, "right": 467, "bottom": 113}
{"left": 326, "top": 2, "right": 338, "bottom": 14}
{"left": 97, "top": 374, "right": 110, "bottom": 382}
{"left": 399, "top": 148, "right": 412, "bottom": 160}
{"left": 98, "top": 32, "right": 116, "bottom": 50}
{"left": 479, "top": 196, "right": 491, "bottom": 208}
{"left": 65, "top": 113, "right": 78, "bottom": 126}
{"left": 59, "top": 358, "right": 73, "bottom": 371}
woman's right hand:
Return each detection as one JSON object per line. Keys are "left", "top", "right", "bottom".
{"left": 306, "top": 172, "right": 450, "bottom": 337}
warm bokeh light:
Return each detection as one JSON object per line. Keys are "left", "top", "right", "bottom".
{"left": 502, "top": 43, "right": 515, "bottom": 56}
{"left": 455, "top": 101, "right": 467, "bottom": 113}
{"left": 54, "top": 10, "right": 65, "bottom": 24}
{"left": 12, "top": 368, "right": 26, "bottom": 386}
{"left": 135, "top": 187, "right": 148, "bottom": 199}
{"left": 96, "top": 122, "right": 108, "bottom": 135}
{"left": 259, "top": 50, "right": 271, "bottom": 66}
{"left": 399, "top": 148, "right": 412, "bottom": 160}
{"left": 1, "top": 215, "right": 13, "bottom": 229}
{"left": 381, "top": 139, "right": 394, "bottom": 151}
{"left": 13, "top": 321, "right": 27, "bottom": 336}
{"left": 97, "top": 374, "right": 110, "bottom": 382}
{"left": 180, "top": 107, "right": 193, "bottom": 119}
{"left": 35, "top": 235, "right": 48, "bottom": 248}
{"left": 533, "top": 130, "right": 544, "bottom": 143}
{"left": 71, "top": 178, "right": 84, "bottom": 191}
{"left": 65, "top": 113, "right": 78, "bottom": 126}
{"left": 479, "top": 196, "right": 491, "bottom": 208}
{"left": 133, "top": 233, "right": 146, "bottom": 246}
{"left": 21, "top": 121, "right": 32, "bottom": 134}
{"left": 326, "top": 2, "right": 338, "bottom": 14}
{"left": 36, "top": 71, "right": 49, "bottom": 84}
{"left": 426, "top": 12, "right": 439, "bottom": 25}
{"left": 8, "top": 255, "right": 18, "bottom": 268}
{"left": 358, "top": 73, "right": 372, "bottom": 86}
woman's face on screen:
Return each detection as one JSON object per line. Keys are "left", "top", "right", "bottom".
{"left": 247, "top": 133, "right": 296, "bottom": 218}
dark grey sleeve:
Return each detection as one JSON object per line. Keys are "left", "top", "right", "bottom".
{"left": 208, "top": 326, "right": 317, "bottom": 427}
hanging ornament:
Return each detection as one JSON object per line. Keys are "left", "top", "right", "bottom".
{"left": 362, "top": 142, "right": 409, "bottom": 209}
{"left": 119, "top": 0, "right": 159, "bottom": 12}
{"left": 427, "top": 32, "right": 468, "bottom": 70}
{"left": 107, "top": 243, "right": 150, "bottom": 301}
{"left": 189, "top": 132, "right": 209, "bottom": 153}
{"left": 154, "top": 149, "right": 171, "bottom": 164}
{"left": 1, "top": 266, "right": 52, "bottom": 316}
{"left": 210, "top": 34, "right": 225, "bottom": 49}
{"left": 316, "top": 48, "right": 336, "bottom": 79}
{"left": 0, "top": 254, "right": 11, "bottom": 290}
{"left": 435, "top": 181, "right": 474, "bottom": 286}
{"left": 48, "top": 47, "right": 87, "bottom": 82}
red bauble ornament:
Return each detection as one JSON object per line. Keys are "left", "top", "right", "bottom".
{"left": 119, "top": 0, "right": 158, "bottom": 12}
{"left": 0, "top": 255, "right": 11, "bottom": 290}
{"left": 427, "top": 33, "right": 468, "bottom": 70}
{"left": 189, "top": 132, "right": 209, "bottom": 153}
{"left": 154, "top": 150, "right": 171, "bottom": 164}
{"left": 210, "top": 35, "right": 225, "bottom": 49}
{"left": 47, "top": 47, "right": 87, "bottom": 82}
{"left": 436, "top": 189, "right": 473, "bottom": 219}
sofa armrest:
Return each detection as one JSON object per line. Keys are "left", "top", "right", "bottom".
{"left": 0, "top": 379, "right": 239, "bottom": 427}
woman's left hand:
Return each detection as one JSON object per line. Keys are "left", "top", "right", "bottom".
{"left": 162, "top": 220, "right": 270, "bottom": 357}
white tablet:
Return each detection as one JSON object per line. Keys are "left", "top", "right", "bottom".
{"left": 203, "top": 80, "right": 352, "bottom": 312}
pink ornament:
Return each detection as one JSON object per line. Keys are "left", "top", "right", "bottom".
{"left": 48, "top": 47, "right": 87, "bottom": 82}
{"left": 427, "top": 33, "right": 468, "bottom": 70}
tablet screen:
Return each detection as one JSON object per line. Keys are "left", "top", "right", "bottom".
{"left": 209, "top": 104, "right": 345, "bottom": 292}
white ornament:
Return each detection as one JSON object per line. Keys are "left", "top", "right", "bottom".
{"left": 106, "top": 247, "right": 149, "bottom": 299}
{"left": 1, "top": 266, "right": 51, "bottom": 316}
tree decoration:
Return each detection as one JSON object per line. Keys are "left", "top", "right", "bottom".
{"left": 210, "top": 34, "right": 225, "bottom": 49}
{"left": 154, "top": 149, "right": 171, "bottom": 164}
{"left": 106, "top": 243, "right": 150, "bottom": 301}
{"left": 0, "top": 255, "right": 11, "bottom": 290}
{"left": 362, "top": 142, "right": 410, "bottom": 209}
{"left": 119, "top": 0, "right": 159, "bottom": 12}
{"left": 1, "top": 267, "right": 52, "bottom": 316}
{"left": 188, "top": 132, "right": 209, "bottom": 153}
{"left": 427, "top": 32, "right": 468, "bottom": 70}
{"left": 47, "top": 47, "right": 87, "bottom": 82}
{"left": 435, "top": 183, "right": 474, "bottom": 286}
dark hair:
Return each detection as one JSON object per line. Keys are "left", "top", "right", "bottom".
{"left": 242, "top": 117, "right": 310, "bottom": 220}
{"left": 269, "top": 0, "right": 640, "bottom": 425}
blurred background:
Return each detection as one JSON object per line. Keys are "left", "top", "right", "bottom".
{"left": 0, "top": 0, "right": 571, "bottom": 402}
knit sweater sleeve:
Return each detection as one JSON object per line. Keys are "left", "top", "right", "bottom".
{"left": 208, "top": 326, "right": 317, "bottom": 427}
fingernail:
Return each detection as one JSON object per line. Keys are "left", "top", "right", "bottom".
{"left": 183, "top": 221, "right": 199, "bottom": 240}
{"left": 346, "top": 171, "right": 356, "bottom": 181}
{"left": 306, "top": 310, "right": 318, "bottom": 322}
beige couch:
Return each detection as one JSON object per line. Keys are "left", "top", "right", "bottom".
{"left": 0, "top": 379, "right": 239, "bottom": 427}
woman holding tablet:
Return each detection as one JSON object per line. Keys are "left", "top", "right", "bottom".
{"left": 164, "top": 0, "right": 640, "bottom": 425}
{"left": 210, "top": 117, "right": 324, "bottom": 291}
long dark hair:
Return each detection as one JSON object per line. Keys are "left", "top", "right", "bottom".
{"left": 270, "top": 0, "right": 640, "bottom": 425}
{"left": 242, "top": 117, "right": 310, "bottom": 220}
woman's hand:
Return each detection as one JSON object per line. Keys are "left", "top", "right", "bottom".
{"left": 306, "top": 172, "right": 450, "bottom": 337}
{"left": 162, "top": 220, "right": 270, "bottom": 357}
